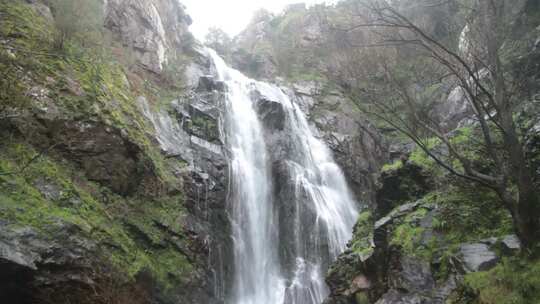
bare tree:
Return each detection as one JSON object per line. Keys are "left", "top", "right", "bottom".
{"left": 49, "top": 0, "right": 104, "bottom": 50}
{"left": 327, "top": 0, "right": 540, "bottom": 250}
{"left": 204, "top": 27, "right": 233, "bottom": 59}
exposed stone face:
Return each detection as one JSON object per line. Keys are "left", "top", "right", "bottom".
{"left": 0, "top": 220, "right": 97, "bottom": 303}
{"left": 288, "top": 82, "right": 387, "bottom": 207}
{"left": 105, "top": 0, "right": 193, "bottom": 73}
{"left": 138, "top": 75, "right": 233, "bottom": 303}
{"left": 374, "top": 165, "right": 433, "bottom": 218}
{"left": 501, "top": 234, "right": 522, "bottom": 254}
{"left": 231, "top": 10, "right": 279, "bottom": 79}
{"left": 323, "top": 160, "right": 526, "bottom": 304}
{"left": 11, "top": 112, "right": 162, "bottom": 197}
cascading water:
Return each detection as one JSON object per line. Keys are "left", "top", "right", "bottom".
{"left": 210, "top": 50, "right": 285, "bottom": 304}
{"left": 208, "top": 49, "right": 359, "bottom": 304}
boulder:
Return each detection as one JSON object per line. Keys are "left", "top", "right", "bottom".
{"left": 0, "top": 220, "right": 96, "bottom": 302}
{"left": 500, "top": 235, "right": 521, "bottom": 255}
{"left": 375, "top": 289, "right": 429, "bottom": 304}
{"left": 256, "top": 98, "right": 287, "bottom": 131}
{"left": 197, "top": 75, "right": 226, "bottom": 92}
{"left": 375, "top": 164, "right": 433, "bottom": 218}
{"left": 458, "top": 243, "right": 499, "bottom": 272}
{"left": 388, "top": 256, "right": 435, "bottom": 292}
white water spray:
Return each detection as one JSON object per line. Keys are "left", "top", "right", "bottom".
{"left": 208, "top": 49, "right": 358, "bottom": 304}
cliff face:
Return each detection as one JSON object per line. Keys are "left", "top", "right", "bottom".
{"left": 105, "top": 0, "right": 193, "bottom": 73}
{"left": 0, "top": 0, "right": 222, "bottom": 303}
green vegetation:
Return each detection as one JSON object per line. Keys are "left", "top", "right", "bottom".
{"left": 0, "top": 141, "right": 191, "bottom": 289}
{"left": 349, "top": 210, "right": 374, "bottom": 259}
{"left": 389, "top": 207, "right": 431, "bottom": 258}
{"left": 49, "top": 0, "right": 104, "bottom": 50}
{"left": 0, "top": 0, "right": 193, "bottom": 293}
{"left": 450, "top": 258, "right": 540, "bottom": 304}
{"left": 381, "top": 160, "right": 403, "bottom": 172}
{"left": 0, "top": 1, "right": 55, "bottom": 115}
{"left": 0, "top": 0, "right": 183, "bottom": 186}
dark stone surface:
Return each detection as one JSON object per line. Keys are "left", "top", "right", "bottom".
{"left": 375, "top": 164, "right": 433, "bottom": 218}
{"left": 0, "top": 220, "right": 97, "bottom": 303}
{"left": 12, "top": 116, "right": 161, "bottom": 197}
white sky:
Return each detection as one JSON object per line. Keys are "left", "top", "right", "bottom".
{"left": 181, "top": 0, "right": 332, "bottom": 40}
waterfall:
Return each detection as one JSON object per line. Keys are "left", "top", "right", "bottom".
{"left": 208, "top": 49, "right": 358, "bottom": 304}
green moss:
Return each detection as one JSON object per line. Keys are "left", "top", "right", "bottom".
{"left": 2, "top": 0, "right": 182, "bottom": 190}
{"left": 350, "top": 211, "right": 375, "bottom": 259}
{"left": 409, "top": 138, "right": 441, "bottom": 172}
{"left": 382, "top": 160, "right": 404, "bottom": 172}
{"left": 0, "top": 141, "right": 191, "bottom": 288}
{"left": 0, "top": 1, "right": 55, "bottom": 48}
{"left": 389, "top": 207, "right": 435, "bottom": 259}
{"left": 355, "top": 292, "right": 370, "bottom": 304}
{"left": 428, "top": 188, "right": 513, "bottom": 243}
{"left": 151, "top": 248, "right": 194, "bottom": 290}
{"left": 0, "top": 0, "right": 195, "bottom": 295}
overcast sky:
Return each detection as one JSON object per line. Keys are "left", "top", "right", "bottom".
{"left": 181, "top": 0, "right": 333, "bottom": 40}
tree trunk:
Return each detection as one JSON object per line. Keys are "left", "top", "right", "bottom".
{"left": 515, "top": 173, "right": 540, "bottom": 251}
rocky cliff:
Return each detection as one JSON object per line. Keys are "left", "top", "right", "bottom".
{"left": 0, "top": 0, "right": 222, "bottom": 303}
{"left": 0, "top": 1, "right": 386, "bottom": 303}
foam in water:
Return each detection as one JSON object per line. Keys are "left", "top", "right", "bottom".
{"left": 207, "top": 49, "right": 358, "bottom": 304}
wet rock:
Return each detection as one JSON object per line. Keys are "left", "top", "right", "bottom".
{"left": 0, "top": 221, "right": 96, "bottom": 285}
{"left": 182, "top": 97, "right": 221, "bottom": 144}
{"left": 375, "top": 164, "right": 433, "bottom": 218}
{"left": 12, "top": 113, "right": 161, "bottom": 196}
{"left": 375, "top": 201, "right": 423, "bottom": 231}
{"left": 293, "top": 81, "right": 321, "bottom": 97}
{"left": 500, "top": 235, "right": 521, "bottom": 255}
{"left": 325, "top": 251, "right": 368, "bottom": 303}
{"left": 388, "top": 256, "right": 435, "bottom": 293}
{"left": 0, "top": 220, "right": 97, "bottom": 301}
{"left": 458, "top": 243, "right": 499, "bottom": 272}
{"left": 256, "top": 98, "right": 287, "bottom": 131}
{"left": 138, "top": 96, "right": 190, "bottom": 158}
{"left": 139, "top": 87, "right": 232, "bottom": 303}
{"left": 197, "top": 75, "right": 225, "bottom": 92}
